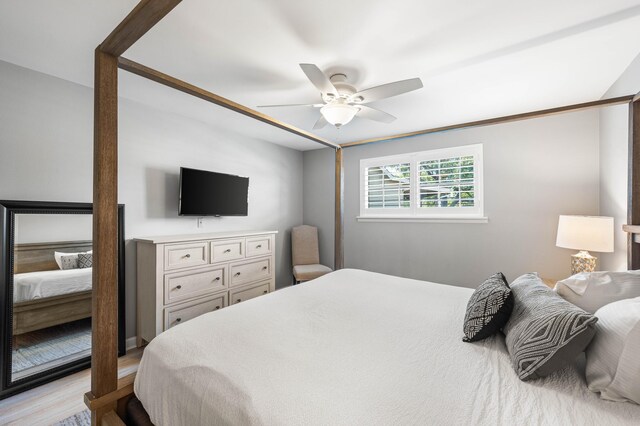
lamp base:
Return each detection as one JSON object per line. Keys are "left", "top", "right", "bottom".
{"left": 571, "top": 250, "right": 597, "bottom": 275}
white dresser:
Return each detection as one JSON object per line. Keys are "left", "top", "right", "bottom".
{"left": 135, "top": 230, "right": 277, "bottom": 346}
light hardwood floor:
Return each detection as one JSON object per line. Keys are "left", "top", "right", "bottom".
{"left": 0, "top": 348, "right": 142, "bottom": 426}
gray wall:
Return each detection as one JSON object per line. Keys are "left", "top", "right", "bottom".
{"left": 0, "top": 60, "right": 303, "bottom": 338}
{"left": 14, "top": 214, "right": 93, "bottom": 244}
{"left": 598, "top": 104, "right": 629, "bottom": 271}
{"left": 303, "top": 148, "right": 336, "bottom": 269}
{"left": 598, "top": 51, "right": 640, "bottom": 271}
{"left": 304, "top": 111, "right": 602, "bottom": 287}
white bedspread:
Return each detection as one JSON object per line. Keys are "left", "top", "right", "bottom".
{"left": 13, "top": 268, "right": 92, "bottom": 303}
{"left": 135, "top": 269, "right": 640, "bottom": 426}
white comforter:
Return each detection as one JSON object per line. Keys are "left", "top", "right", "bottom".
{"left": 13, "top": 268, "right": 92, "bottom": 303}
{"left": 135, "top": 269, "right": 640, "bottom": 425}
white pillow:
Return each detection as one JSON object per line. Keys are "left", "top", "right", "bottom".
{"left": 586, "top": 297, "right": 640, "bottom": 404}
{"left": 54, "top": 250, "right": 92, "bottom": 269}
{"left": 554, "top": 271, "right": 640, "bottom": 313}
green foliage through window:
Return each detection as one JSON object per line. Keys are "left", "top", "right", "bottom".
{"left": 419, "top": 156, "right": 475, "bottom": 208}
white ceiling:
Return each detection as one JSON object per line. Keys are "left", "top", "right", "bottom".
{"left": 2, "top": 0, "right": 640, "bottom": 150}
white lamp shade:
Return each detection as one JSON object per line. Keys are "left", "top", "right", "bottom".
{"left": 320, "top": 103, "right": 359, "bottom": 127}
{"left": 556, "top": 215, "right": 614, "bottom": 253}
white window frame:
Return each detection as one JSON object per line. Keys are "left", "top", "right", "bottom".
{"left": 358, "top": 144, "right": 487, "bottom": 223}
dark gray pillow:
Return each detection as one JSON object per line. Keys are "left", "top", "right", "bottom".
{"left": 462, "top": 272, "right": 513, "bottom": 342}
{"left": 78, "top": 252, "right": 92, "bottom": 269}
{"left": 503, "top": 273, "right": 598, "bottom": 381}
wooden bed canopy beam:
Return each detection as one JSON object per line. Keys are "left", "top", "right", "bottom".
{"left": 99, "top": 0, "right": 182, "bottom": 56}
{"left": 117, "top": 57, "right": 339, "bottom": 149}
{"left": 341, "top": 95, "right": 634, "bottom": 148}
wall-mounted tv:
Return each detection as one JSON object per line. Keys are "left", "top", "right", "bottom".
{"left": 179, "top": 167, "right": 249, "bottom": 216}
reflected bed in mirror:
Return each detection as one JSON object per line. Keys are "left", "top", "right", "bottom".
{"left": 0, "top": 201, "right": 125, "bottom": 399}
{"left": 13, "top": 240, "right": 93, "bottom": 380}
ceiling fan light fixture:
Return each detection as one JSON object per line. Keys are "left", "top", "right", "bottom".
{"left": 320, "top": 103, "right": 359, "bottom": 127}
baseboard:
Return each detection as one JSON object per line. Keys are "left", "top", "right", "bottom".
{"left": 125, "top": 336, "right": 138, "bottom": 352}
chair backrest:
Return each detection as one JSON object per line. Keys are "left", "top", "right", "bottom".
{"left": 291, "top": 225, "right": 320, "bottom": 266}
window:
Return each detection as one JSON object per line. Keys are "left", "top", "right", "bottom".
{"left": 359, "top": 144, "right": 485, "bottom": 222}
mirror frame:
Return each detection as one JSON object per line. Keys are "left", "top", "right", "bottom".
{"left": 0, "top": 200, "right": 125, "bottom": 399}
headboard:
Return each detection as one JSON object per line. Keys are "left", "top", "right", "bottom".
{"left": 13, "top": 240, "right": 93, "bottom": 274}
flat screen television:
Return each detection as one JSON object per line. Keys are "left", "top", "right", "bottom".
{"left": 179, "top": 167, "right": 249, "bottom": 216}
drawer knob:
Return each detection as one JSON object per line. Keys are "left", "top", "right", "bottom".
{"left": 176, "top": 285, "right": 182, "bottom": 290}
{"left": 234, "top": 272, "right": 241, "bottom": 277}
{"left": 176, "top": 318, "right": 182, "bottom": 323}
{"left": 214, "top": 277, "right": 220, "bottom": 281}
{"left": 263, "top": 290, "right": 268, "bottom": 294}
{"left": 215, "top": 306, "right": 220, "bottom": 310}
{"left": 236, "top": 299, "right": 242, "bottom": 303}
{"left": 224, "top": 249, "right": 231, "bottom": 253}
{"left": 262, "top": 266, "right": 267, "bottom": 271}
{"left": 256, "top": 244, "right": 262, "bottom": 248}
{"left": 185, "top": 254, "right": 191, "bottom": 258}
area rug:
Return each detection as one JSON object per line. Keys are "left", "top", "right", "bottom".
{"left": 12, "top": 318, "right": 92, "bottom": 376}
{"left": 51, "top": 409, "right": 90, "bottom": 426}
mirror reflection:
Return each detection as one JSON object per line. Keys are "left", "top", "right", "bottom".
{"left": 11, "top": 213, "right": 92, "bottom": 381}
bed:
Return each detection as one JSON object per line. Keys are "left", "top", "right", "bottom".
{"left": 12, "top": 241, "right": 93, "bottom": 335}
{"left": 13, "top": 268, "right": 93, "bottom": 303}
{"left": 134, "top": 269, "right": 640, "bottom": 425}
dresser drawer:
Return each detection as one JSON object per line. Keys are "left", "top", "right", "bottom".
{"left": 164, "top": 242, "right": 209, "bottom": 271}
{"left": 164, "top": 266, "right": 226, "bottom": 305}
{"left": 230, "top": 281, "right": 270, "bottom": 305}
{"left": 230, "top": 257, "right": 271, "bottom": 287}
{"left": 245, "top": 235, "right": 273, "bottom": 258}
{"left": 211, "top": 239, "right": 244, "bottom": 263}
{"left": 164, "top": 295, "right": 225, "bottom": 330}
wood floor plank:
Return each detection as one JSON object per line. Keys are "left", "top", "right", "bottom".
{"left": 0, "top": 349, "right": 142, "bottom": 426}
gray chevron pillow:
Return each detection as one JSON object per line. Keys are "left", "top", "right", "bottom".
{"left": 503, "top": 273, "right": 598, "bottom": 381}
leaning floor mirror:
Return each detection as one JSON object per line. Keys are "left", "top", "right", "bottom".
{"left": 0, "top": 200, "right": 125, "bottom": 398}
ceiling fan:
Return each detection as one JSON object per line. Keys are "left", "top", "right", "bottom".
{"left": 258, "top": 64, "right": 423, "bottom": 129}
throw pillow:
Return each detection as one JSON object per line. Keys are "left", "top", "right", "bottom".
{"left": 503, "top": 273, "right": 598, "bottom": 381}
{"left": 462, "top": 272, "right": 513, "bottom": 342}
{"left": 60, "top": 254, "right": 79, "bottom": 270}
{"left": 77, "top": 252, "right": 93, "bottom": 269}
{"left": 555, "top": 271, "right": 640, "bottom": 313}
{"left": 586, "top": 297, "right": 640, "bottom": 404}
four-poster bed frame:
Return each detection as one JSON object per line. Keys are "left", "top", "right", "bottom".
{"left": 83, "top": 1, "right": 640, "bottom": 424}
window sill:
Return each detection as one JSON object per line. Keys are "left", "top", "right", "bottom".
{"left": 356, "top": 215, "right": 489, "bottom": 224}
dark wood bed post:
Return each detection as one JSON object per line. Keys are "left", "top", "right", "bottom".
{"left": 92, "top": 48, "right": 120, "bottom": 425}
{"left": 89, "top": 1, "right": 184, "bottom": 424}
{"left": 335, "top": 147, "right": 344, "bottom": 270}
{"left": 627, "top": 98, "right": 640, "bottom": 269}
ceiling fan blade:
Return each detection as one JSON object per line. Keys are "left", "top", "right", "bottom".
{"left": 257, "top": 103, "right": 321, "bottom": 108}
{"left": 356, "top": 105, "right": 396, "bottom": 123}
{"left": 352, "top": 78, "right": 423, "bottom": 103}
{"left": 312, "top": 115, "right": 328, "bottom": 129}
{"left": 300, "top": 63, "right": 338, "bottom": 96}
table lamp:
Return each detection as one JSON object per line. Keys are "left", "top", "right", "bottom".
{"left": 556, "top": 215, "right": 614, "bottom": 275}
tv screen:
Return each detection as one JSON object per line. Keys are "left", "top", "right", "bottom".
{"left": 179, "top": 167, "right": 249, "bottom": 216}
